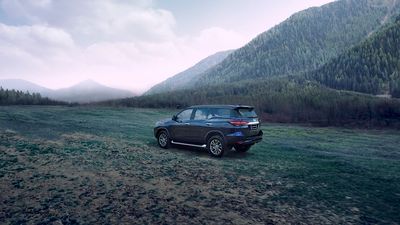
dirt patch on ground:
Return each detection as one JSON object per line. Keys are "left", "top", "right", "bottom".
{"left": 0, "top": 131, "right": 348, "bottom": 224}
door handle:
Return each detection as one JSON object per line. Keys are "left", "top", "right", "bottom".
{"left": 184, "top": 123, "right": 190, "bottom": 125}
{"left": 206, "top": 123, "right": 212, "bottom": 126}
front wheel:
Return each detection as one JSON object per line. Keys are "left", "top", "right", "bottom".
{"left": 157, "top": 130, "right": 170, "bottom": 149}
{"left": 234, "top": 144, "right": 252, "bottom": 153}
{"left": 207, "top": 135, "right": 226, "bottom": 157}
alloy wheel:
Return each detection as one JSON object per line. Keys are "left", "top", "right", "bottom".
{"left": 158, "top": 132, "right": 168, "bottom": 147}
{"left": 210, "top": 139, "right": 223, "bottom": 155}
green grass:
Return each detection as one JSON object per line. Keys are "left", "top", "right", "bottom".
{"left": 0, "top": 106, "right": 399, "bottom": 224}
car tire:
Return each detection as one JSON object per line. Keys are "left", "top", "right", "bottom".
{"left": 157, "top": 130, "right": 170, "bottom": 149}
{"left": 235, "top": 144, "right": 252, "bottom": 153}
{"left": 207, "top": 135, "right": 226, "bottom": 157}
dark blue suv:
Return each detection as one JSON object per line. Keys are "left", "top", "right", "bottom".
{"left": 154, "top": 105, "right": 263, "bottom": 157}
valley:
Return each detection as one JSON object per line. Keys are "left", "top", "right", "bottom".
{"left": 1, "top": 0, "right": 400, "bottom": 224}
{"left": 103, "top": 0, "right": 400, "bottom": 128}
{"left": 0, "top": 106, "right": 399, "bottom": 224}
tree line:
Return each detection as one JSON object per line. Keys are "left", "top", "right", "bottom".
{"left": 0, "top": 87, "right": 65, "bottom": 105}
{"left": 98, "top": 77, "right": 400, "bottom": 128}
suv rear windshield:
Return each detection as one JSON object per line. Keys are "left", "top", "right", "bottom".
{"left": 235, "top": 108, "right": 257, "bottom": 118}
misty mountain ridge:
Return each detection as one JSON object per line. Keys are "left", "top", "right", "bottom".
{"left": 69, "top": 79, "right": 106, "bottom": 90}
{"left": 0, "top": 79, "right": 53, "bottom": 95}
{"left": 0, "top": 79, "right": 135, "bottom": 103}
{"left": 145, "top": 49, "right": 234, "bottom": 95}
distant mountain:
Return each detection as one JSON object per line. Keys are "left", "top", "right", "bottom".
{"left": 49, "top": 79, "right": 135, "bottom": 103}
{"left": 312, "top": 14, "right": 400, "bottom": 97}
{"left": 145, "top": 50, "right": 234, "bottom": 95}
{"left": 0, "top": 79, "right": 53, "bottom": 95}
{"left": 0, "top": 79, "right": 135, "bottom": 103}
{"left": 192, "top": 0, "right": 400, "bottom": 87}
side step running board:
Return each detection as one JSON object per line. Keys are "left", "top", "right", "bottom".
{"left": 171, "top": 141, "right": 206, "bottom": 148}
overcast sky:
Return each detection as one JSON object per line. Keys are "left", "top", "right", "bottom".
{"left": 0, "top": 0, "right": 334, "bottom": 93}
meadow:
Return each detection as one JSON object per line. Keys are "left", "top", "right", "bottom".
{"left": 0, "top": 106, "right": 399, "bottom": 224}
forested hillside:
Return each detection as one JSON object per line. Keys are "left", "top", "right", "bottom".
{"left": 0, "top": 88, "right": 65, "bottom": 105}
{"left": 312, "top": 15, "right": 400, "bottom": 97}
{"left": 145, "top": 50, "right": 233, "bottom": 95}
{"left": 100, "top": 78, "right": 400, "bottom": 127}
{"left": 188, "top": 0, "right": 399, "bottom": 88}
{"left": 100, "top": 0, "right": 400, "bottom": 128}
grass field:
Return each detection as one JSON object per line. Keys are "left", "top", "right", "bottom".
{"left": 1, "top": 106, "right": 399, "bottom": 224}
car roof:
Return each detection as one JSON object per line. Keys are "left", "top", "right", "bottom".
{"left": 188, "top": 105, "right": 254, "bottom": 109}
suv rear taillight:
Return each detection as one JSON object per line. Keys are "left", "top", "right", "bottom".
{"left": 229, "top": 120, "right": 249, "bottom": 126}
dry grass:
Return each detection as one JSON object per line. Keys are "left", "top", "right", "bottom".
{"left": 1, "top": 106, "right": 399, "bottom": 224}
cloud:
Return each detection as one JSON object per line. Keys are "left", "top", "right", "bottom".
{"left": 0, "top": 23, "right": 74, "bottom": 51}
{"left": 0, "top": 0, "right": 249, "bottom": 93}
{"left": 0, "top": 23, "right": 76, "bottom": 76}
{"left": 191, "top": 27, "right": 247, "bottom": 53}
{"left": 0, "top": 0, "right": 175, "bottom": 44}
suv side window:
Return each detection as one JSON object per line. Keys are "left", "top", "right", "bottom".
{"left": 176, "top": 109, "right": 193, "bottom": 122}
{"left": 194, "top": 108, "right": 209, "bottom": 120}
{"left": 209, "top": 108, "right": 232, "bottom": 119}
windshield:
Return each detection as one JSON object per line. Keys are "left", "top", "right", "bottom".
{"left": 236, "top": 108, "right": 257, "bottom": 118}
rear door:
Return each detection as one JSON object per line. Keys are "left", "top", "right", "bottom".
{"left": 189, "top": 108, "right": 211, "bottom": 144}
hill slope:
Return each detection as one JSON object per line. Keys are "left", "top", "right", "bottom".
{"left": 194, "top": 0, "right": 400, "bottom": 87}
{"left": 312, "top": 14, "right": 400, "bottom": 97}
{"left": 145, "top": 50, "right": 233, "bottom": 95}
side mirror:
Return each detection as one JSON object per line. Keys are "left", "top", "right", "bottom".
{"left": 172, "top": 115, "right": 177, "bottom": 121}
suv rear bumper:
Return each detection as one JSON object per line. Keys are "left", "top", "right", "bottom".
{"left": 226, "top": 130, "right": 263, "bottom": 145}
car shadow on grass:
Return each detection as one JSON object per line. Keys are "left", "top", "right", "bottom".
{"left": 166, "top": 144, "right": 251, "bottom": 159}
